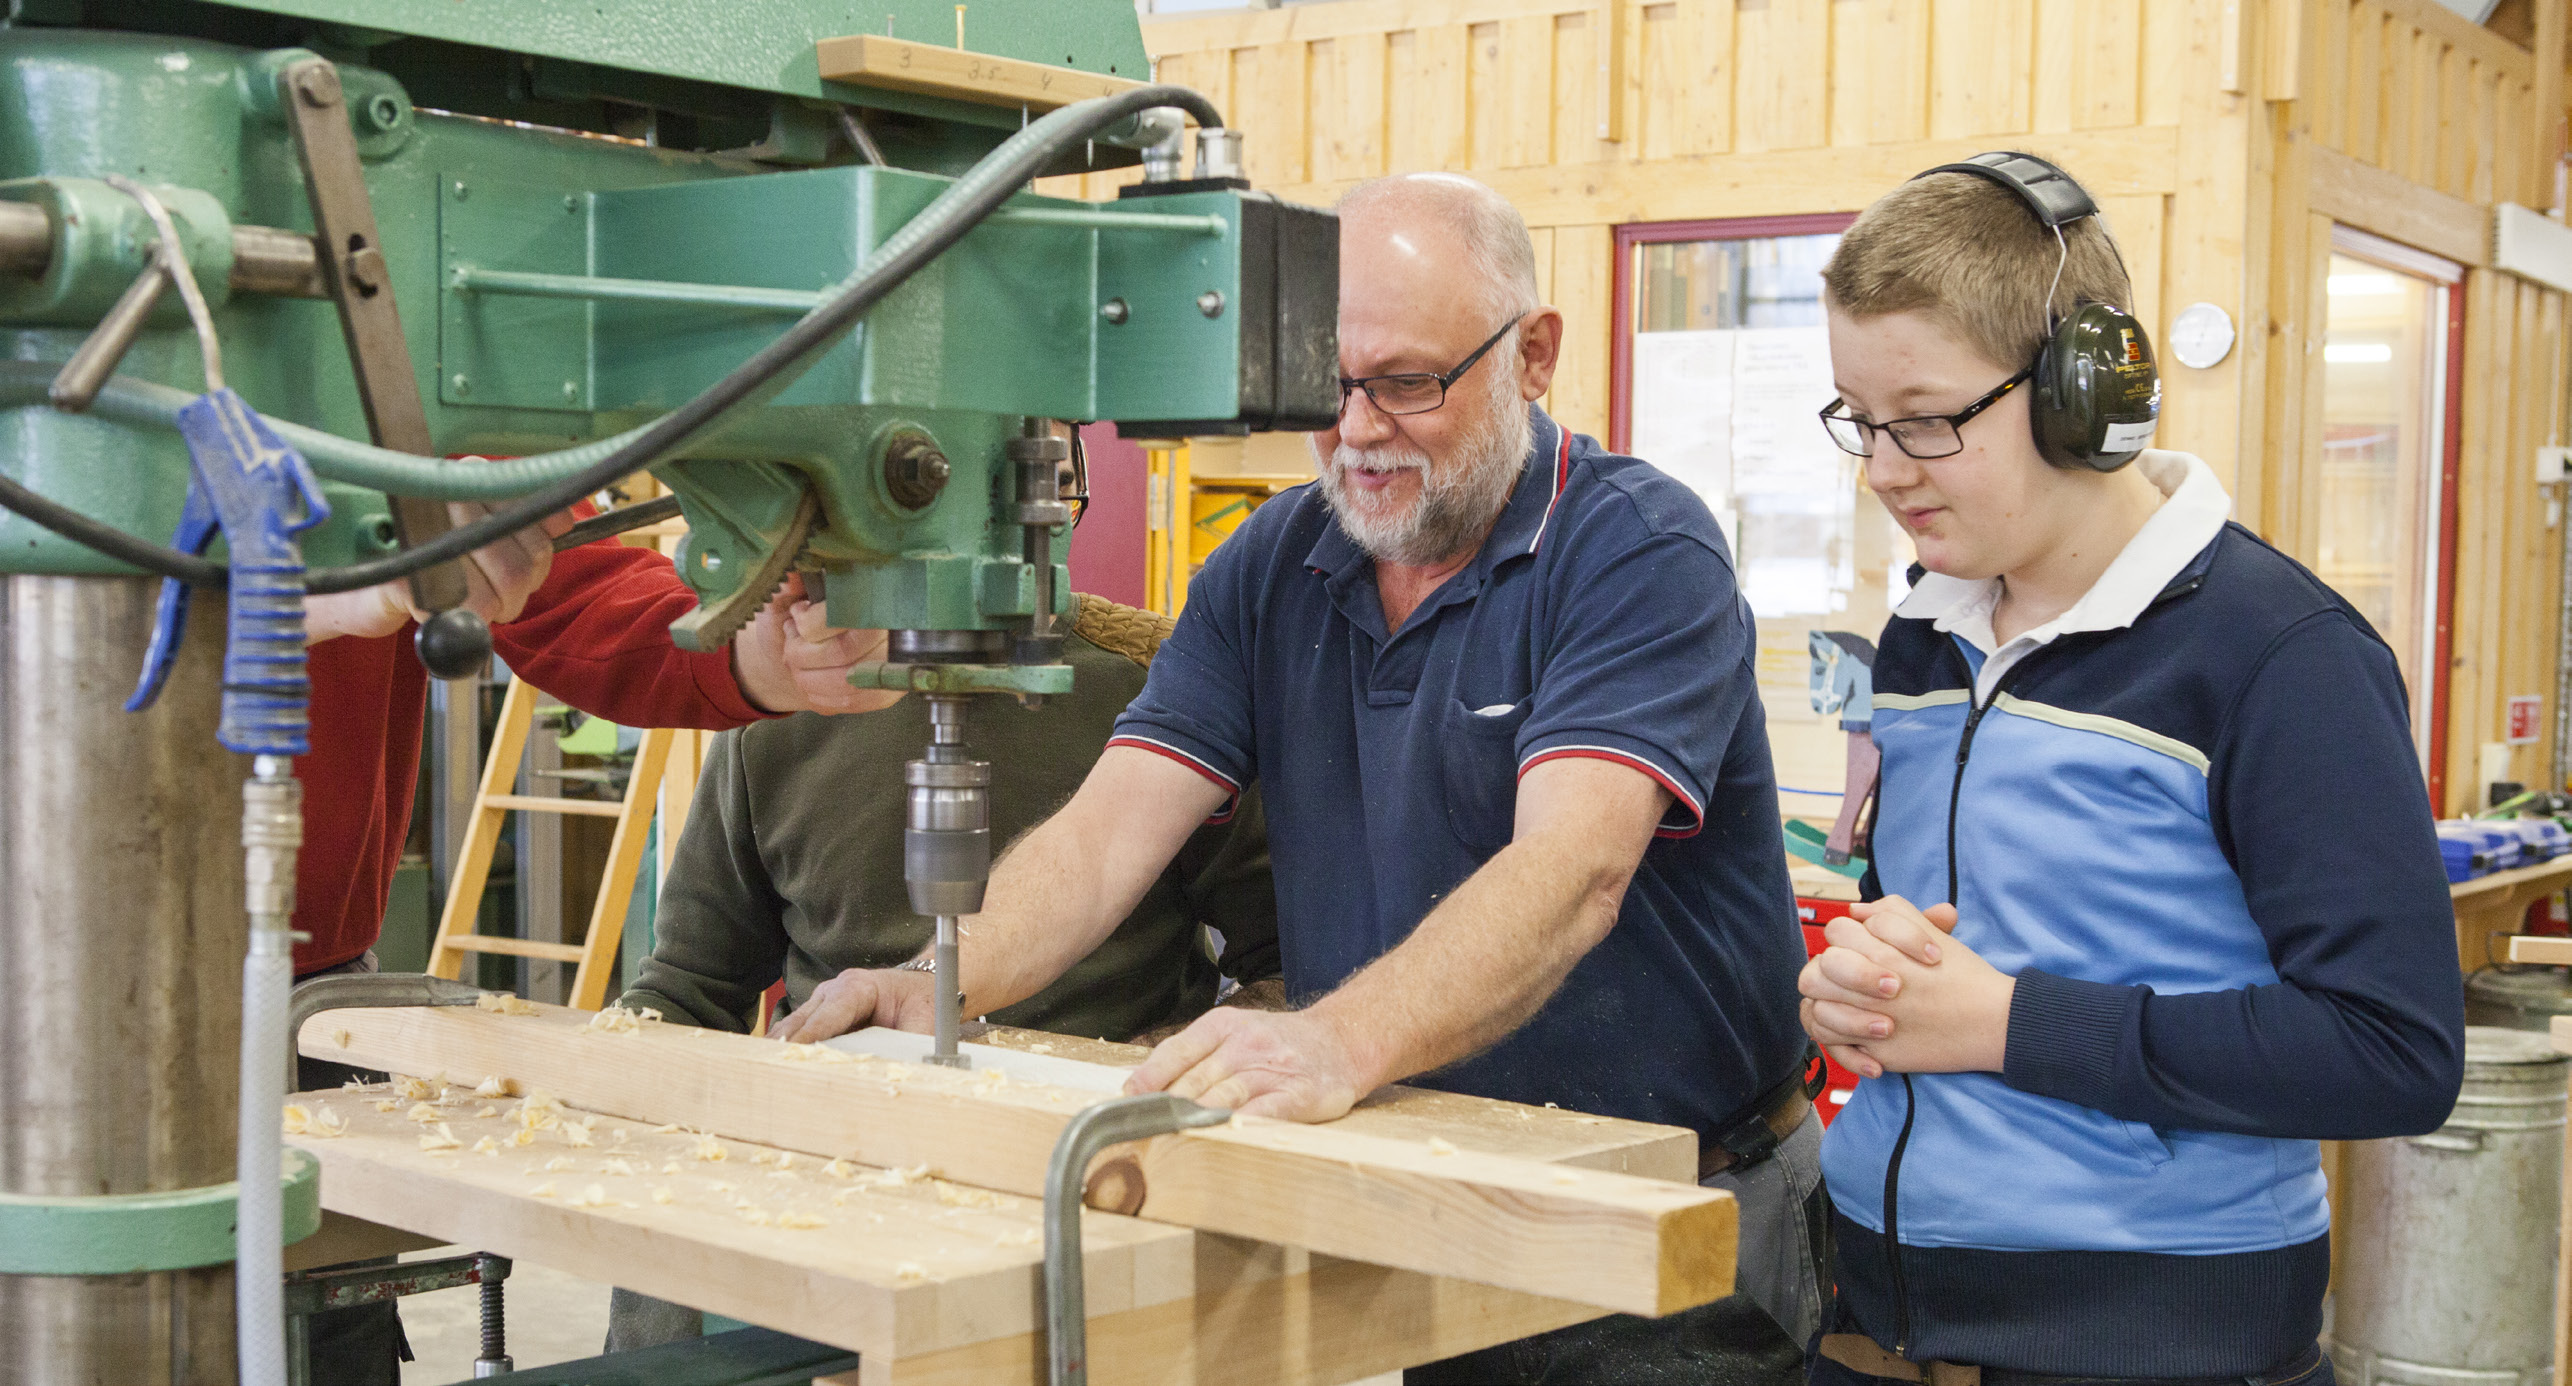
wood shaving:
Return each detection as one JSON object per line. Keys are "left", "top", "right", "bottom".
{"left": 933, "top": 1182, "right": 1003, "bottom": 1209}
{"left": 586, "top": 1004, "right": 660, "bottom": 1035}
{"left": 1550, "top": 1168, "right": 1582, "bottom": 1185}
{"left": 1571, "top": 1116, "right": 1607, "bottom": 1125}
{"left": 973, "top": 1068, "right": 1009, "bottom": 1090}
{"left": 1027, "top": 1044, "right": 1055, "bottom": 1055}
{"left": 610, "top": 1127, "right": 630, "bottom": 1145}
{"left": 545, "top": 1156, "right": 579, "bottom": 1172}
{"left": 394, "top": 1075, "right": 440, "bottom": 1102}
{"left": 560, "top": 1120, "right": 596, "bottom": 1149}
{"left": 474, "top": 1076, "right": 507, "bottom": 1098}
{"left": 775, "top": 1211, "right": 827, "bottom": 1230}
{"left": 512, "top": 1092, "right": 564, "bottom": 1131}
{"left": 474, "top": 1104, "right": 500, "bottom": 1119}
{"left": 775, "top": 1152, "right": 795, "bottom": 1171}
{"left": 408, "top": 1102, "right": 448, "bottom": 1124}
{"left": 738, "top": 1207, "right": 772, "bottom": 1227}
{"left": 341, "top": 1077, "right": 378, "bottom": 1092}
{"left": 568, "top": 1184, "right": 610, "bottom": 1209}
{"left": 418, "top": 1124, "right": 461, "bottom": 1152}
{"left": 707, "top": 1181, "right": 735, "bottom": 1194}
{"left": 530, "top": 1182, "right": 558, "bottom": 1198}
{"left": 331, "top": 1029, "right": 352, "bottom": 1049}
{"left": 282, "top": 1104, "right": 345, "bottom": 1138}
{"left": 660, "top": 1161, "right": 683, "bottom": 1174}
{"left": 751, "top": 1151, "right": 776, "bottom": 1166}
{"left": 650, "top": 1187, "right": 674, "bottom": 1205}
{"left": 870, "top": 1163, "right": 930, "bottom": 1188}
{"left": 476, "top": 992, "right": 538, "bottom": 1016}
{"left": 371, "top": 1098, "right": 401, "bottom": 1113}
{"left": 1542, "top": 1101, "right": 1560, "bottom": 1109}
{"left": 823, "top": 1158, "right": 857, "bottom": 1180}
{"left": 894, "top": 1262, "right": 928, "bottom": 1282}
{"left": 652, "top": 1123, "right": 683, "bottom": 1134}
{"left": 771, "top": 1043, "right": 856, "bottom": 1064}
{"left": 604, "top": 1158, "right": 637, "bottom": 1177}
{"left": 472, "top": 1136, "right": 500, "bottom": 1156}
{"left": 998, "top": 1229, "right": 1040, "bottom": 1247}
{"left": 828, "top": 1190, "right": 857, "bottom": 1207}
{"left": 1425, "top": 1137, "right": 1459, "bottom": 1157}
{"left": 691, "top": 1134, "right": 728, "bottom": 1163}
{"left": 509, "top": 1129, "right": 537, "bottom": 1148}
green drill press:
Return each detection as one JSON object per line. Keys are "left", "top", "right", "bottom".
{"left": 0, "top": 4, "right": 1333, "bottom": 1382}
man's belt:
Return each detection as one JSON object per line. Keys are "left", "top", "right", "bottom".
{"left": 1698, "top": 1083, "right": 1812, "bottom": 1179}
{"left": 1818, "top": 1334, "right": 2325, "bottom": 1386}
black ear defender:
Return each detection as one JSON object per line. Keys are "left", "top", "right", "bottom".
{"left": 1911, "top": 151, "right": 2162, "bottom": 472}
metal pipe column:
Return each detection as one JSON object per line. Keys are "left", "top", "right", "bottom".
{"left": 0, "top": 577, "right": 247, "bottom": 1385}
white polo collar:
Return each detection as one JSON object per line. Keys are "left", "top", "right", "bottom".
{"left": 1893, "top": 450, "right": 2231, "bottom": 698}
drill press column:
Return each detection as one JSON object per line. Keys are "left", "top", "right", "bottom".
{"left": 904, "top": 693, "right": 990, "bottom": 1067}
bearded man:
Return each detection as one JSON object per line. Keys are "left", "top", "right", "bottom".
{"left": 773, "top": 173, "right": 1817, "bottom": 1381}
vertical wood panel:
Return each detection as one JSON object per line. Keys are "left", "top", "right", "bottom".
{"left": 2467, "top": 59, "right": 2498, "bottom": 204}
{"left": 2074, "top": 0, "right": 2145, "bottom": 131}
{"left": 1467, "top": 21, "right": 1508, "bottom": 167}
{"left": 1861, "top": 0, "right": 1932, "bottom": 142}
{"left": 2031, "top": 0, "right": 2078, "bottom": 133}
{"left": 2310, "top": 0, "right": 2350, "bottom": 150}
{"left": 2345, "top": 6, "right": 2382, "bottom": 165}
{"left": 1929, "top": 0, "right": 2035, "bottom": 138}
{"left": 2433, "top": 42, "right": 2466, "bottom": 200}
{"left": 2137, "top": 0, "right": 2190, "bottom": 126}
{"left": 1736, "top": 0, "right": 1833, "bottom": 152}
{"left": 1829, "top": 0, "right": 1877, "bottom": 144}
{"left": 2381, "top": 20, "right": 2417, "bottom": 178}
{"left": 2446, "top": 269, "right": 2504, "bottom": 814}
{"left": 1501, "top": 14, "right": 1557, "bottom": 167}
{"left": 1551, "top": 11, "right": 1602, "bottom": 166}
{"left": 1256, "top": 42, "right": 1311, "bottom": 186}
{"left": 1391, "top": 25, "right": 1475, "bottom": 173}
{"left": 1308, "top": 33, "right": 1389, "bottom": 183}
{"left": 1548, "top": 226, "right": 1615, "bottom": 439}
{"left": 2495, "top": 76, "right": 2533, "bottom": 206}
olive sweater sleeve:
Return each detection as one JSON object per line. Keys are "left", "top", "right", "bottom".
{"left": 617, "top": 731, "right": 786, "bottom": 1032}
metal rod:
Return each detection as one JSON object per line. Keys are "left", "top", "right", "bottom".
{"left": 932, "top": 914, "right": 962, "bottom": 1064}
{"left": 1043, "top": 1095, "right": 1230, "bottom": 1386}
{"left": 448, "top": 265, "right": 831, "bottom": 313}
{"left": 986, "top": 207, "right": 1227, "bottom": 236}
{"left": 46, "top": 261, "right": 168, "bottom": 411}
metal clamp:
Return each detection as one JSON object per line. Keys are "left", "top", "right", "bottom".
{"left": 0, "top": 1147, "right": 320, "bottom": 1275}
{"left": 283, "top": 1249, "right": 511, "bottom": 1386}
{"left": 286, "top": 971, "right": 488, "bottom": 1092}
{"left": 1044, "top": 1094, "right": 1230, "bottom": 1386}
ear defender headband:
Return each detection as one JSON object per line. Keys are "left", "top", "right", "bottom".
{"left": 1911, "top": 151, "right": 2161, "bottom": 472}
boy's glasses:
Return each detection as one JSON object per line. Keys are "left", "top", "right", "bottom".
{"left": 1338, "top": 315, "right": 1526, "bottom": 418}
{"left": 1819, "top": 365, "right": 2033, "bottom": 459}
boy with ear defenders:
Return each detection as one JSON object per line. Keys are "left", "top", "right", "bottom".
{"left": 1798, "top": 152, "right": 2463, "bottom": 1382}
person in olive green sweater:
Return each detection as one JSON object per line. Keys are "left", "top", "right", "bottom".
{"left": 604, "top": 596, "right": 1279, "bottom": 1352}
{"left": 616, "top": 595, "right": 1278, "bottom": 1040}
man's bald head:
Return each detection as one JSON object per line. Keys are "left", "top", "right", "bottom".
{"left": 1337, "top": 173, "right": 1541, "bottom": 324}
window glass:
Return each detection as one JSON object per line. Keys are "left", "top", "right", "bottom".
{"left": 1628, "top": 230, "right": 1910, "bottom": 807}
{"left": 2318, "top": 251, "right": 2449, "bottom": 758}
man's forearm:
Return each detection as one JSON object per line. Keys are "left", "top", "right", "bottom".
{"left": 1306, "top": 833, "right": 1630, "bottom": 1090}
{"left": 953, "top": 745, "right": 1232, "bottom": 1019}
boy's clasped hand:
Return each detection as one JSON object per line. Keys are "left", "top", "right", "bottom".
{"left": 1798, "top": 897, "right": 2016, "bottom": 1079}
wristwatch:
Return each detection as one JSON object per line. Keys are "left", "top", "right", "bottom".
{"left": 893, "top": 956, "right": 962, "bottom": 1011}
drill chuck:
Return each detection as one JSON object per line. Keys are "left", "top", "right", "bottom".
{"left": 903, "top": 756, "right": 991, "bottom": 917}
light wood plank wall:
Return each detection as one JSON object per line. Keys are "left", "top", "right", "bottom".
{"left": 1043, "top": 0, "right": 2570, "bottom": 814}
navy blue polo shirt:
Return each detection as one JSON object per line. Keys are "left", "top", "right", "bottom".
{"left": 1109, "top": 406, "right": 1804, "bottom": 1137}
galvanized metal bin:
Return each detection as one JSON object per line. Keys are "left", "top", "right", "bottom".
{"left": 2331, "top": 1026, "right": 2565, "bottom": 1386}
{"left": 2467, "top": 967, "right": 2572, "bottom": 1032}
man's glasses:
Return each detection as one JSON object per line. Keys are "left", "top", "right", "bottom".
{"left": 1819, "top": 365, "right": 2033, "bottom": 460}
{"left": 1338, "top": 314, "right": 1525, "bottom": 418}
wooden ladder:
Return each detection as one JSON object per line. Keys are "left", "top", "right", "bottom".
{"left": 427, "top": 676, "right": 675, "bottom": 1010}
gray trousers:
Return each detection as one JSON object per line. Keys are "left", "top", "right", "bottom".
{"left": 607, "top": 1117, "right": 1829, "bottom": 1379}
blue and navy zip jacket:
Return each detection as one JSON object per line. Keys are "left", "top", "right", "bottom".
{"left": 1818, "top": 452, "right": 2465, "bottom": 1375}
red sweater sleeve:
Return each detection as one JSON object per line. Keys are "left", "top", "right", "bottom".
{"left": 490, "top": 539, "right": 776, "bottom": 732}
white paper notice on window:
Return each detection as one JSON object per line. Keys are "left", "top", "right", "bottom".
{"left": 1631, "top": 330, "right": 1735, "bottom": 503}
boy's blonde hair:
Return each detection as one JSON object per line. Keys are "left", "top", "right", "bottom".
{"left": 1819, "top": 168, "right": 2133, "bottom": 372}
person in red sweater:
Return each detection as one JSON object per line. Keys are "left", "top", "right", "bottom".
{"left": 295, "top": 502, "right": 886, "bottom": 1384}
{"left": 295, "top": 502, "right": 889, "bottom": 978}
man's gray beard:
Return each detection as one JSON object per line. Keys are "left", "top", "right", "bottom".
{"left": 1313, "top": 384, "right": 1533, "bottom": 567}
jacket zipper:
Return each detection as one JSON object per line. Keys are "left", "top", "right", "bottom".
{"left": 1885, "top": 658, "right": 2023, "bottom": 1358}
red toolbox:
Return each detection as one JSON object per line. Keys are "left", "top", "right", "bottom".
{"left": 1796, "top": 894, "right": 1865, "bottom": 1125}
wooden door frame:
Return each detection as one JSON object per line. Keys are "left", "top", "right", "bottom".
{"left": 1607, "top": 212, "right": 1859, "bottom": 455}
